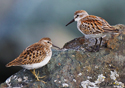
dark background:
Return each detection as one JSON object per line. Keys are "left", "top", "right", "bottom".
{"left": 0, "top": 0, "right": 125, "bottom": 83}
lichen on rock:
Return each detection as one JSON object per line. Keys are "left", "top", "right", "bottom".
{"left": 0, "top": 24, "right": 125, "bottom": 88}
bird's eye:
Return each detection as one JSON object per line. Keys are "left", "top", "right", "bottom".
{"left": 76, "top": 15, "right": 79, "bottom": 18}
{"left": 47, "top": 41, "right": 50, "bottom": 43}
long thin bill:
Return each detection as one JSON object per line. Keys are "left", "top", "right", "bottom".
{"left": 52, "top": 44, "right": 61, "bottom": 49}
{"left": 66, "top": 19, "right": 75, "bottom": 26}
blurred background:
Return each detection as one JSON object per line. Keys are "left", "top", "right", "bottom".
{"left": 0, "top": 0, "right": 125, "bottom": 83}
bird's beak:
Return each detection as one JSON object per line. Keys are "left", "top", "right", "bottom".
{"left": 52, "top": 44, "right": 61, "bottom": 49}
{"left": 66, "top": 19, "right": 75, "bottom": 26}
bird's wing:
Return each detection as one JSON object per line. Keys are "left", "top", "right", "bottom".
{"left": 6, "top": 43, "right": 48, "bottom": 67}
{"left": 80, "top": 15, "right": 118, "bottom": 34}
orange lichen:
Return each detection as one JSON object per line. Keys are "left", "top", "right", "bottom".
{"left": 58, "top": 63, "right": 61, "bottom": 66}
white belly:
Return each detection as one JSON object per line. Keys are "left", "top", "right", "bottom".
{"left": 21, "top": 52, "right": 52, "bottom": 70}
{"left": 84, "top": 34, "right": 105, "bottom": 38}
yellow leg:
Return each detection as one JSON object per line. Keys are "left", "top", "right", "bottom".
{"left": 30, "top": 69, "right": 46, "bottom": 84}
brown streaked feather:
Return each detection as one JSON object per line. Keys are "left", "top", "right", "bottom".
{"left": 38, "top": 37, "right": 51, "bottom": 43}
{"left": 79, "top": 15, "right": 119, "bottom": 34}
{"left": 6, "top": 43, "right": 49, "bottom": 67}
{"left": 74, "top": 10, "right": 87, "bottom": 15}
{"left": 103, "top": 26, "right": 119, "bottom": 33}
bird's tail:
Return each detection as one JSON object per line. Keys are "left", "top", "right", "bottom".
{"left": 6, "top": 61, "right": 14, "bottom": 67}
{"left": 6, "top": 58, "right": 21, "bottom": 67}
{"left": 104, "top": 26, "right": 119, "bottom": 33}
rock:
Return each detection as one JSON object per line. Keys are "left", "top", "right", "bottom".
{"left": 0, "top": 24, "right": 125, "bottom": 88}
{"left": 63, "top": 24, "right": 125, "bottom": 51}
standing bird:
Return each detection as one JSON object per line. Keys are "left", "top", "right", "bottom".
{"left": 66, "top": 10, "right": 119, "bottom": 51}
{"left": 6, "top": 37, "right": 58, "bottom": 83}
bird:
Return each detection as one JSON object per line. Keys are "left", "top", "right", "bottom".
{"left": 66, "top": 10, "right": 119, "bottom": 51}
{"left": 6, "top": 37, "right": 58, "bottom": 83}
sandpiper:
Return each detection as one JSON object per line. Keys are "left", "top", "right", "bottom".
{"left": 66, "top": 10, "right": 119, "bottom": 51}
{"left": 6, "top": 37, "right": 59, "bottom": 83}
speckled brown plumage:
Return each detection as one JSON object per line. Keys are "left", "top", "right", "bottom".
{"left": 6, "top": 37, "right": 53, "bottom": 83}
{"left": 66, "top": 10, "right": 119, "bottom": 51}
{"left": 79, "top": 15, "right": 118, "bottom": 35}
{"left": 6, "top": 37, "right": 52, "bottom": 67}
{"left": 66, "top": 10, "right": 119, "bottom": 38}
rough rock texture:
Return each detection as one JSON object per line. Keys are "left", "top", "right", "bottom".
{"left": 63, "top": 24, "right": 125, "bottom": 51}
{"left": 0, "top": 24, "right": 125, "bottom": 88}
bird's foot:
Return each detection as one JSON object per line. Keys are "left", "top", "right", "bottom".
{"left": 85, "top": 45, "right": 100, "bottom": 52}
{"left": 31, "top": 69, "right": 47, "bottom": 84}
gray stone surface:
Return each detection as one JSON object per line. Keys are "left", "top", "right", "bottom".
{"left": 0, "top": 24, "right": 125, "bottom": 88}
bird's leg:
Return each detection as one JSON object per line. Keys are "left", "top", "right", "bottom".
{"left": 99, "top": 37, "right": 102, "bottom": 48}
{"left": 85, "top": 37, "right": 102, "bottom": 52}
{"left": 30, "top": 69, "right": 46, "bottom": 84}
{"left": 87, "top": 38, "right": 98, "bottom": 52}
{"left": 87, "top": 37, "right": 102, "bottom": 52}
{"left": 91, "top": 38, "right": 98, "bottom": 48}
{"left": 94, "top": 38, "right": 98, "bottom": 47}
{"left": 85, "top": 38, "right": 98, "bottom": 52}
{"left": 36, "top": 71, "right": 46, "bottom": 79}
{"left": 95, "top": 37, "right": 102, "bottom": 51}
